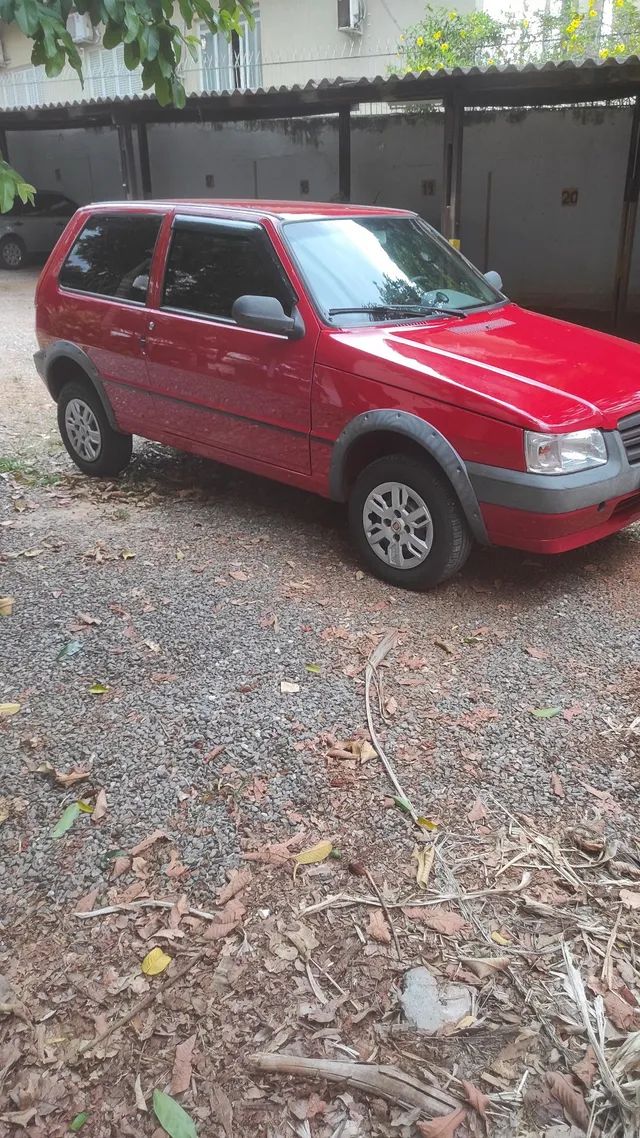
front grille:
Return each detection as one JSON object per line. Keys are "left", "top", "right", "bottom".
{"left": 619, "top": 410, "right": 640, "bottom": 465}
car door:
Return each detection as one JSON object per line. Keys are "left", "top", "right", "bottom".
{"left": 143, "top": 216, "right": 314, "bottom": 474}
{"left": 56, "top": 210, "right": 164, "bottom": 430}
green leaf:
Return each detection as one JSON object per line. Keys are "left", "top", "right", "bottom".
{"left": 57, "top": 639, "right": 82, "bottom": 661}
{"left": 152, "top": 1089, "right": 198, "bottom": 1138}
{"left": 123, "top": 38, "right": 140, "bottom": 68}
{"left": 69, "top": 1113, "right": 89, "bottom": 1132}
{"left": 531, "top": 706, "right": 562, "bottom": 719}
{"left": 139, "top": 23, "right": 160, "bottom": 60}
{"left": 77, "top": 800, "right": 94, "bottom": 814}
{"left": 88, "top": 682, "right": 109, "bottom": 694}
{"left": 102, "top": 19, "right": 123, "bottom": 48}
{"left": 394, "top": 796, "right": 413, "bottom": 815}
{"left": 52, "top": 802, "right": 81, "bottom": 838}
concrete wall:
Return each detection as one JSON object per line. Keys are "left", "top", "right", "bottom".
{"left": 6, "top": 104, "right": 637, "bottom": 312}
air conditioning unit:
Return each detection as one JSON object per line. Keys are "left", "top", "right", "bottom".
{"left": 337, "top": 0, "right": 365, "bottom": 34}
{"left": 67, "top": 12, "right": 95, "bottom": 44}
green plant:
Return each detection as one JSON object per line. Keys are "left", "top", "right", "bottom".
{"left": 399, "top": 0, "right": 640, "bottom": 72}
{"left": 0, "top": 0, "right": 252, "bottom": 210}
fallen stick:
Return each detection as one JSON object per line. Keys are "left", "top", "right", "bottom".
{"left": 300, "top": 872, "right": 531, "bottom": 915}
{"left": 74, "top": 899, "right": 218, "bottom": 921}
{"left": 78, "top": 950, "right": 206, "bottom": 1056}
{"left": 364, "top": 631, "right": 420, "bottom": 824}
{"left": 248, "top": 1053, "right": 463, "bottom": 1119}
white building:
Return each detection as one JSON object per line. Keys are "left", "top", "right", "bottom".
{"left": 0, "top": 0, "right": 476, "bottom": 110}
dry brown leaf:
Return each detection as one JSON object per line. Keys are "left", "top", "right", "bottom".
{"left": 461, "top": 956, "right": 509, "bottom": 979}
{"left": 467, "top": 797, "right": 487, "bottom": 823}
{"left": 217, "top": 868, "right": 252, "bottom": 905}
{"left": 460, "top": 1080, "right": 490, "bottom": 1117}
{"left": 550, "top": 772, "right": 565, "bottom": 798}
{"left": 229, "top": 569, "right": 249, "bottom": 581}
{"left": 166, "top": 850, "right": 189, "bottom": 878}
{"left": 416, "top": 1108, "right": 467, "bottom": 1136}
{"left": 572, "top": 1045, "right": 597, "bottom": 1089}
{"left": 75, "top": 887, "right": 100, "bottom": 913}
{"left": 0, "top": 597, "right": 14, "bottom": 617}
{"left": 92, "top": 789, "right": 108, "bottom": 823}
{"left": 603, "top": 989, "right": 640, "bottom": 1031}
{"left": 413, "top": 844, "right": 435, "bottom": 889}
{"left": 244, "top": 834, "right": 302, "bottom": 866}
{"left": 545, "top": 1072, "right": 589, "bottom": 1131}
{"left": 134, "top": 1073, "right": 147, "bottom": 1112}
{"left": 620, "top": 888, "right": 640, "bottom": 909}
{"left": 525, "top": 645, "right": 549, "bottom": 660}
{"left": 305, "top": 1093, "right": 326, "bottom": 1120}
{"left": 171, "top": 1033, "right": 196, "bottom": 1095}
{"left": 385, "top": 695, "right": 398, "bottom": 716}
{"left": 204, "top": 915, "right": 242, "bottom": 941}
{"left": 491, "top": 1031, "right": 536, "bottom": 1079}
{"left": 130, "top": 829, "right": 168, "bottom": 856}
{"left": 111, "top": 856, "right": 131, "bottom": 878}
{"left": 404, "top": 907, "right": 468, "bottom": 937}
{"left": 367, "top": 908, "right": 392, "bottom": 944}
{"left": 284, "top": 923, "right": 319, "bottom": 960}
{"left": 210, "top": 1085, "right": 234, "bottom": 1138}
{"left": 38, "top": 764, "right": 90, "bottom": 787}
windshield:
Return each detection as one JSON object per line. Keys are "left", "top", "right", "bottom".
{"left": 283, "top": 215, "right": 502, "bottom": 326}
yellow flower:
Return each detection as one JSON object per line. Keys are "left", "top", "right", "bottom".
{"left": 416, "top": 35, "right": 424, "bottom": 46}
{"left": 449, "top": 9, "right": 456, "bottom": 17}
{"left": 599, "top": 46, "right": 608, "bottom": 57}
{"left": 433, "top": 29, "right": 442, "bottom": 40}
{"left": 487, "top": 56, "right": 495, "bottom": 65}
{"left": 441, "top": 41, "right": 449, "bottom": 51}
{"left": 522, "top": 18, "right": 529, "bottom": 28}
{"left": 615, "top": 0, "right": 624, "bottom": 7}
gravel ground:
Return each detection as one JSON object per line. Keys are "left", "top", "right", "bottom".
{"left": 1, "top": 269, "right": 639, "bottom": 907}
{"left": 2, "top": 270, "right": 640, "bottom": 1138}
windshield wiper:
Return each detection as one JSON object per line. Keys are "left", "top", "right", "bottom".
{"left": 328, "top": 304, "right": 468, "bottom": 320}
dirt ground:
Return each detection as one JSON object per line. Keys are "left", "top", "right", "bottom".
{"left": 1, "top": 271, "right": 639, "bottom": 1138}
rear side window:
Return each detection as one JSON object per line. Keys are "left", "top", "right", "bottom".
{"left": 59, "top": 214, "right": 162, "bottom": 303}
{"left": 162, "top": 223, "right": 293, "bottom": 320}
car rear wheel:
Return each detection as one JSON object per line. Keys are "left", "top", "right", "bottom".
{"left": 0, "top": 236, "right": 26, "bottom": 270}
{"left": 348, "top": 454, "right": 472, "bottom": 589}
{"left": 57, "top": 381, "right": 132, "bottom": 477}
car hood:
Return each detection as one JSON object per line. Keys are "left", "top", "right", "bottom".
{"left": 319, "top": 303, "right": 640, "bottom": 431}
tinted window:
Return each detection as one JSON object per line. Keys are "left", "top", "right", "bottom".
{"left": 162, "top": 224, "right": 293, "bottom": 319}
{"left": 59, "top": 214, "right": 162, "bottom": 302}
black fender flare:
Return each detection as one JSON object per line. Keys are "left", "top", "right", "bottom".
{"left": 36, "top": 341, "right": 118, "bottom": 431}
{"left": 328, "top": 409, "right": 488, "bottom": 545}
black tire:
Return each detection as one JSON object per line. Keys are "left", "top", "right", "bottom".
{"left": 0, "top": 235, "right": 26, "bottom": 270}
{"left": 57, "top": 380, "right": 132, "bottom": 477}
{"left": 348, "top": 453, "right": 472, "bottom": 590}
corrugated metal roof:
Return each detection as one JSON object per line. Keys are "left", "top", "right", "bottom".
{"left": 2, "top": 55, "right": 639, "bottom": 123}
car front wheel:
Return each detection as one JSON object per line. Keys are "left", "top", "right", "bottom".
{"left": 0, "top": 236, "right": 26, "bottom": 270}
{"left": 57, "top": 381, "right": 133, "bottom": 476}
{"left": 348, "top": 454, "right": 472, "bottom": 589}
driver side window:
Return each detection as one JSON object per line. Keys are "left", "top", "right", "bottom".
{"left": 162, "top": 223, "right": 294, "bottom": 320}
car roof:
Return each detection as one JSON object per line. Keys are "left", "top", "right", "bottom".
{"left": 80, "top": 198, "right": 415, "bottom": 222}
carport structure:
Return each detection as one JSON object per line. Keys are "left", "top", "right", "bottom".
{"left": 2, "top": 56, "right": 640, "bottom": 325}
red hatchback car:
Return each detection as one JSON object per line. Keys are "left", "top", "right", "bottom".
{"left": 35, "top": 199, "right": 640, "bottom": 589}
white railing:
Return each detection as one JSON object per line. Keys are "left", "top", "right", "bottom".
{"left": 0, "top": 64, "right": 46, "bottom": 109}
{"left": 84, "top": 44, "right": 143, "bottom": 100}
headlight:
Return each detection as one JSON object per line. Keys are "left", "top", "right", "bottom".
{"left": 524, "top": 429, "right": 607, "bottom": 475}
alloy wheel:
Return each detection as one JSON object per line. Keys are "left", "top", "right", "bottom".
{"left": 362, "top": 480, "right": 434, "bottom": 569}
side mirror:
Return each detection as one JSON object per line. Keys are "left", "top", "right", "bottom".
{"left": 231, "top": 295, "right": 303, "bottom": 339}
{"left": 484, "top": 270, "right": 503, "bottom": 292}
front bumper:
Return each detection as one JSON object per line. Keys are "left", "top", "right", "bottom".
{"left": 467, "top": 430, "right": 640, "bottom": 553}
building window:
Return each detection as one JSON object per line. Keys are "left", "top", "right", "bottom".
{"left": 201, "top": 5, "right": 262, "bottom": 92}
{"left": 84, "top": 44, "right": 143, "bottom": 101}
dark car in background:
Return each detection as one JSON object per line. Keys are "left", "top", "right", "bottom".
{"left": 0, "top": 191, "right": 78, "bottom": 270}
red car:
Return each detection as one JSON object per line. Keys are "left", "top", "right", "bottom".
{"left": 35, "top": 199, "right": 640, "bottom": 589}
